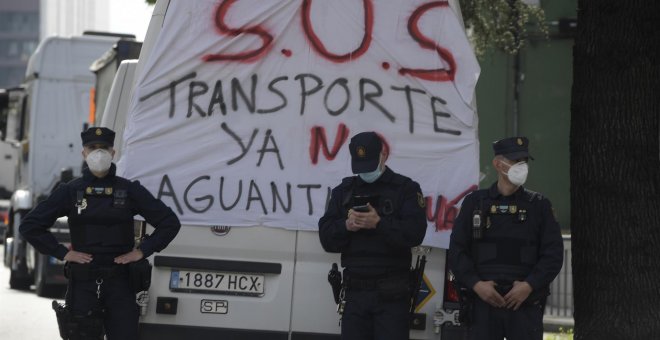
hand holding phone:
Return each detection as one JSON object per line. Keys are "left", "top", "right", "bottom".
{"left": 348, "top": 202, "right": 380, "bottom": 230}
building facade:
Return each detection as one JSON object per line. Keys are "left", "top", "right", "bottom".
{"left": 0, "top": 0, "right": 39, "bottom": 87}
{"left": 39, "top": 0, "right": 110, "bottom": 40}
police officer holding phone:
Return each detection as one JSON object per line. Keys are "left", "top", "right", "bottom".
{"left": 319, "top": 131, "right": 427, "bottom": 340}
{"left": 20, "top": 127, "right": 181, "bottom": 340}
{"left": 448, "top": 137, "right": 563, "bottom": 340}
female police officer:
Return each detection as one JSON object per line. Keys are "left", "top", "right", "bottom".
{"left": 20, "top": 127, "right": 181, "bottom": 340}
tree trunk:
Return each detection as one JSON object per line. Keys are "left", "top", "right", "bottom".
{"left": 571, "top": 1, "right": 660, "bottom": 339}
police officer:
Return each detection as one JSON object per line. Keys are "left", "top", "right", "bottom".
{"left": 20, "top": 127, "right": 181, "bottom": 340}
{"left": 319, "top": 131, "right": 427, "bottom": 340}
{"left": 448, "top": 136, "right": 564, "bottom": 340}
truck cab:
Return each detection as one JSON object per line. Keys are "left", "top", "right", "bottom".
{"left": 89, "top": 38, "right": 142, "bottom": 126}
{"left": 3, "top": 34, "right": 126, "bottom": 296}
{"left": 0, "top": 88, "right": 18, "bottom": 243}
{"left": 0, "top": 88, "right": 17, "bottom": 200}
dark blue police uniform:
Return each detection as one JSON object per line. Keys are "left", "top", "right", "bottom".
{"left": 19, "top": 127, "right": 180, "bottom": 340}
{"left": 448, "top": 137, "right": 563, "bottom": 340}
{"left": 319, "top": 132, "right": 427, "bottom": 340}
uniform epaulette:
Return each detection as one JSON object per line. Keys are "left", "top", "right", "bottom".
{"left": 390, "top": 173, "right": 411, "bottom": 185}
{"left": 466, "top": 188, "right": 489, "bottom": 200}
{"left": 67, "top": 177, "right": 85, "bottom": 187}
{"left": 473, "top": 188, "right": 489, "bottom": 197}
{"left": 524, "top": 189, "right": 544, "bottom": 202}
{"left": 114, "top": 176, "right": 132, "bottom": 186}
{"left": 340, "top": 176, "right": 355, "bottom": 188}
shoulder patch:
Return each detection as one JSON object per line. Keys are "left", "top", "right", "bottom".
{"left": 417, "top": 192, "right": 426, "bottom": 208}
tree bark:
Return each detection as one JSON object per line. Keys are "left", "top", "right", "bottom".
{"left": 571, "top": 1, "right": 660, "bottom": 339}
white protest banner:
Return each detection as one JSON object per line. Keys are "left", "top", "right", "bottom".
{"left": 119, "top": 0, "right": 480, "bottom": 249}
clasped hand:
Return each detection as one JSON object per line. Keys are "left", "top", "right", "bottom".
{"left": 345, "top": 204, "right": 380, "bottom": 231}
{"left": 473, "top": 280, "right": 532, "bottom": 311}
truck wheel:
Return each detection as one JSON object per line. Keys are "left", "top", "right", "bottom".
{"left": 34, "top": 254, "right": 59, "bottom": 297}
{"left": 8, "top": 209, "right": 32, "bottom": 290}
{"left": 2, "top": 236, "right": 9, "bottom": 267}
{"left": 9, "top": 267, "right": 31, "bottom": 290}
{"left": 34, "top": 254, "right": 46, "bottom": 295}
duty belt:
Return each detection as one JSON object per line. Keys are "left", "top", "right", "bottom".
{"left": 65, "top": 263, "right": 128, "bottom": 281}
{"left": 344, "top": 272, "right": 409, "bottom": 291}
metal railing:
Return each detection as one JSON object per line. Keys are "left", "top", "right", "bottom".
{"left": 544, "top": 235, "right": 574, "bottom": 321}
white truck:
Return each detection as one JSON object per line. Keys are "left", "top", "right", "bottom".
{"left": 0, "top": 88, "right": 18, "bottom": 243}
{"left": 3, "top": 33, "right": 125, "bottom": 296}
{"left": 102, "top": 0, "right": 480, "bottom": 338}
{"left": 0, "top": 88, "right": 17, "bottom": 200}
{"left": 89, "top": 38, "right": 142, "bottom": 126}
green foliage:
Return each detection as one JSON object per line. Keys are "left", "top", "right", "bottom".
{"left": 459, "top": 0, "right": 547, "bottom": 56}
{"left": 138, "top": 0, "right": 544, "bottom": 56}
{"left": 543, "top": 327, "right": 575, "bottom": 340}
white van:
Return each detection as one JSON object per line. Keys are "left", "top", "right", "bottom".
{"left": 103, "top": 0, "right": 479, "bottom": 338}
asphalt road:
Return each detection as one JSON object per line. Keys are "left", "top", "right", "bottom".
{"left": 0, "top": 245, "right": 62, "bottom": 340}
{"left": 0, "top": 243, "right": 573, "bottom": 340}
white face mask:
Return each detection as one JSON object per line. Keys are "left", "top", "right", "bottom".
{"left": 502, "top": 161, "right": 528, "bottom": 186}
{"left": 86, "top": 149, "right": 113, "bottom": 173}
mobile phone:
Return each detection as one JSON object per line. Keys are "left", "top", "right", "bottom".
{"left": 352, "top": 204, "right": 370, "bottom": 212}
{"left": 352, "top": 194, "right": 379, "bottom": 209}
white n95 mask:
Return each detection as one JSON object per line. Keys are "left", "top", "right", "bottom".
{"left": 504, "top": 161, "right": 528, "bottom": 186}
{"left": 86, "top": 149, "right": 112, "bottom": 173}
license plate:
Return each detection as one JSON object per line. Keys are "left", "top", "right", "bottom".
{"left": 200, "top": 299, "right": 228, "bottom": 314}
{"left": 170, "top": 270, "right": 265, "bottom": 297}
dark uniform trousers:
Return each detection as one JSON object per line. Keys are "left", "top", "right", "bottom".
{"left": 341, "top": 289, "right": 410, "bottom": 340}
{"left": 69, "top": 268, "right": 138, "bottom": 340}
{"left": 469, "top": 299, "right": 544, "bottom": 340}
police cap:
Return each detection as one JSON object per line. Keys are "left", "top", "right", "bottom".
{"left": 349, "top": 132, "right": 382, "bottom": 174}
{"left": 81, "top": 127, "right": 115, "bottom": 147}
{"left": 492, "top": 136, "right": 534, "bottom": 160}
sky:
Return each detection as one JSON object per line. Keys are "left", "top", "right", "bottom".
{"left": 39, "top": 0, "right": 155, "bottom": 41}
{"left": 108, "top": 0, "right": 154, "bottom": 41}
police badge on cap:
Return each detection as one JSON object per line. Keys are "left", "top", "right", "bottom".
{"left": 492, "top": 136, "right": 534, "bottom": 160}
{"left": 81, "top": 127, "right": 115, "bottom": 147}
{"left": 349, "top": 132, "right": 382, "bottom": 174}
